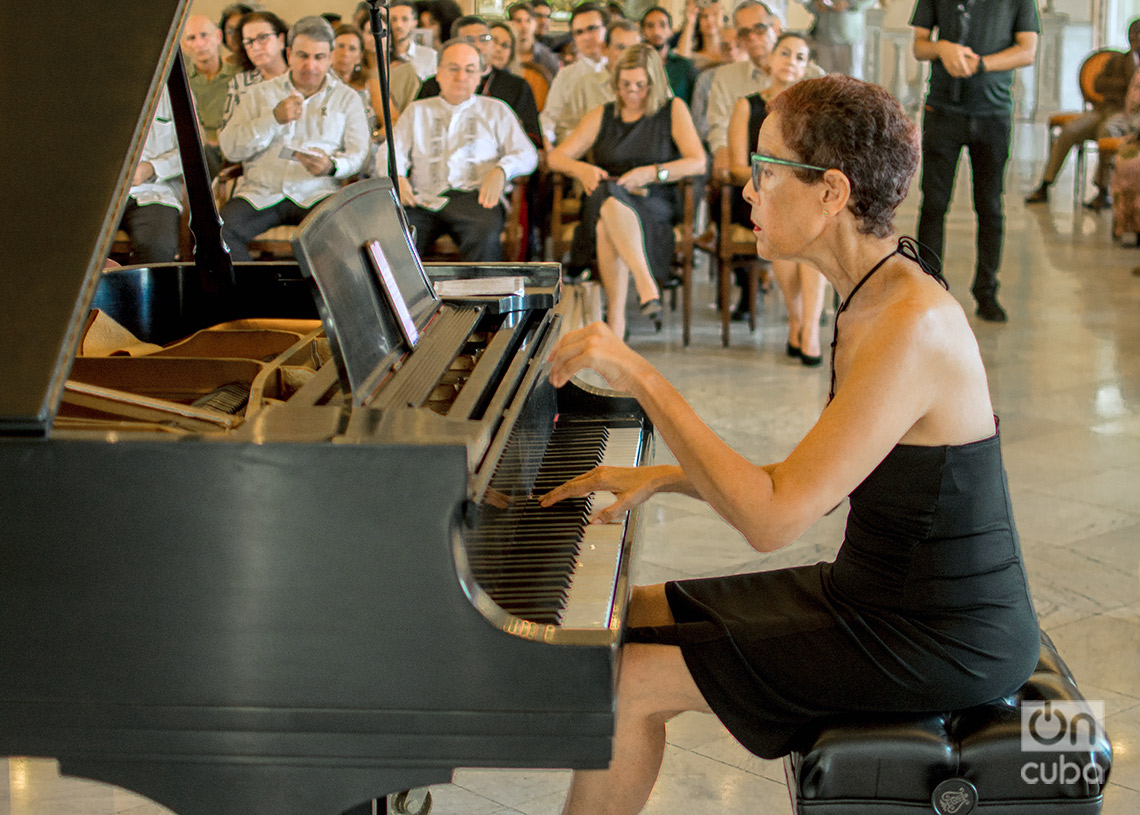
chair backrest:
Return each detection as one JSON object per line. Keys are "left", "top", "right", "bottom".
{"left": 520, "top": 61, "right": 552, "bottom": 111}
{"left": 1079, "top": 48, "right": 1125, "bottom": 107}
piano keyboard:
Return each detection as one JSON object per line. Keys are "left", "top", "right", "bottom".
{"left": 466, "top": 418, "right": 644, "bottom": 628}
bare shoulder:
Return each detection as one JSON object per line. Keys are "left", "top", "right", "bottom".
{"left": 837, "top": 262, "right": 993, "bottom": 446}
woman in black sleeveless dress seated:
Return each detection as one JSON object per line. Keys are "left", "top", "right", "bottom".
{"left": 541, "top": 75, "right": 1039, "bottom": 815}
{"left": 729, "top": 32, "right": 828, "bottom": 365}
{"left": 547, "top": 44, "right": 706, "bottom": 339}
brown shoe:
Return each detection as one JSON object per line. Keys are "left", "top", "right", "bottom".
{"left": 1025, "top": 184, "right": 1049, "bottom": 204}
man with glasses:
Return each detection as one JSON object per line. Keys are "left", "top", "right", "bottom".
{"left": 509, "top": 2, "right": 562, "bottom": 79}
{"left": 706, "top": 0, "right": 779, "bottom": 173}
{"left": 540, "top": 2, "right": 611, "bottom": 146}
{"left": 217, "top": 16, "right": 371, "bottom": 261}
{"left": 554, "top": 20, "right": 642, "bottom": 144}
{"left": 414, "top": 16, "right": 543, "bottom": 149}
{"left": 911, "top": 0, "right": 1038, "bottom": 322}
{"left": 393, "top": 39, "right": 539, "bottom": 261}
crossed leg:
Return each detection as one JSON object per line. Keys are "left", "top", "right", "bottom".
{"left": 561, "top": 585, "right": 713, "bottom": 815}
{"left": 595, "top": 197, "right": 662, "bottom": 336}
{"left": 773, "top": 260, "right": 825, "bottom": 359}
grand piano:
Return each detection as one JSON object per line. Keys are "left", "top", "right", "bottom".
{"left": 0, "top": 3, "right": 651, "bottom": 814}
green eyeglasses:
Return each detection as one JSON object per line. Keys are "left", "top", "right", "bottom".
{"left": 751, "top": 153, "right": 828, "bottom": 189}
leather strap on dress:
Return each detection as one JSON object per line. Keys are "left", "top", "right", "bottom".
{"left": 828, "top": 236, "right": 947, "bottom": 402}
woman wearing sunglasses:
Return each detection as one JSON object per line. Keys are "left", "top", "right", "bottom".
{"left": 541, "top": 75, "right": 1038, "bottom": 815}
{"left": 728, "top": 32, "right": 826, "bottom": 365}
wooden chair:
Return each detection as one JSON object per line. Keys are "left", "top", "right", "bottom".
{"left": 1047, "top": 48, "right": 1124, "bottom": 197}
{"left": 713, "top": 172, "right": 769, "bottom": 347}
{"left": 520, "top": 61, "right": 552, "bottom": 112}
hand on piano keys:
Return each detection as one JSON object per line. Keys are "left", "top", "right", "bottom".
{"left": 539, "top": 464, "right": 676, "bottom": 524}
{"left": 546, "top": 322, "right": 651, "bottom": 392}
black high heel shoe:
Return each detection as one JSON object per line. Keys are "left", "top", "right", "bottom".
{"left": 640, "top": 298, "right": 663, "bottom": 332}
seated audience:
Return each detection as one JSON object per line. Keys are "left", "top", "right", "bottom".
{"left": 533, "top": 0, "right": 569, "bottom": 52}
{"left": 548, "top": 44, "right": 705, "bottom": 338}
{"left": 393, "top": 39, "right": 539, "bottom": 261}
{"left": 540, "top": 75, "right": 1039, "bottom": 815}
{"left": 219, "top": 3, "right": 254, "bottom": 68}
{"left": 417, "top": 16, "right": 543, "bottom": 149}
{"left": 729, "top": 32, "right": 825, "bottom": 362}
{"left": 182, "top": 14, "right": 237, "bottom": 178}
{"left": 641, "top": 6, "right": 699, "bottom": 104}
{"left": 419, "top": 0, "right": 464, "bottom": 50}
{"left": 508, "top": 2, "right": 562, "bottom": 80}
{"left": 221, "top": 11, "right": 289, "bottom": 129}
{"left": 389, "top": 0, "right": 440, "bottom": 80}
{"left": 555, "top": 20, "right": 643, "bottom": 145}
{"left": 707, "top": 1, "right": 780, "bottom": 173}
{"left": 541, "top": 2, "right": 611, "bottom": 146}
{"left": 690, "top": 26, "right": 745, "bottom": 144}
{"left": 119, "top": 91, "right": 183, "bottom": 264}
{"left": 333, "top": 24, "right": 383, "bottom": 133}
{"left": 217, "top": 16, "right": 370, "bottom": 261}
{"left": 676, "top": 0, "right": 730, "bottom": 71}
{"left": 1026, "top": 18, "right": 1140, "bottom": 209}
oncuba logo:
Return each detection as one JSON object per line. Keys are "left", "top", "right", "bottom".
{"left": 1020, "top": 700, "right": 1104, "bottom": 752}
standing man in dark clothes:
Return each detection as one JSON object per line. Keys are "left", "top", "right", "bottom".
{"left": 911, "top": 0, "right": 1039, "bottom": 323}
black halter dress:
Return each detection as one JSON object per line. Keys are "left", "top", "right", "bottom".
{"left": 632, "top": 239, "right": 1040, "bottom": 759}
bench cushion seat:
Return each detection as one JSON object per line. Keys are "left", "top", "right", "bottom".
{"left": 784, "top": 631, "right": 1112, "bottom": 814}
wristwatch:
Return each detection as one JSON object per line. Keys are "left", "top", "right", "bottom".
{"left": 977, "top": 56, "right": 987, "bottom": 74}
{"left": 656, "top": 164, "right": 670, "bottom": 183}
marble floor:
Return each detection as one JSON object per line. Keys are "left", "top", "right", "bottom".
{"left": 4, "top": 123, "right": 1140, "bottom": 815}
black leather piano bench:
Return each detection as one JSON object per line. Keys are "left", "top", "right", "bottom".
{"left": 783, "top": 631, "right": 1113, "bottom": 815}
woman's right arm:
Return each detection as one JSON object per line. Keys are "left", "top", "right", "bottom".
{"left": 546, "top": 105, "right": 609, "bottom": 194}
{"left": 675, "top": 1, "right": 700, "bottom": 58}
{"left": 727, "top": 96, "right": 752, "bottom": 187}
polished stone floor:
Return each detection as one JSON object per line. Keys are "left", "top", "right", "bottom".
{"left": 4, "top": 124, "right": 1139, "bottom": 815}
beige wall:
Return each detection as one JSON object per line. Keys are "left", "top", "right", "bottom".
{"left": 187, "top": 0, "right": 481, "bottom": 28}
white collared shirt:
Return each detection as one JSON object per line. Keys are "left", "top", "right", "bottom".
{"left": 130, "top": 90, "right": 183, "bottom": 210}
{"left": 393, "top": 94, "right": 538, "bottom": 211}
{"left": 706, "top": 60, "right": 771, "bottom": 154}
{"left": 555, "top": 70, "right": 614, "bottom": 145}
{"left": 540, "top": 54, "right": 607, "bottom": 146}
{"left": 399, "top": 41, "right": 439, "bottom": 82}
{"left": 218, "top": 71, "right": 370, "bottom": 209}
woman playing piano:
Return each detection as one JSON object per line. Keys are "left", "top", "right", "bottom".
{"left": 541, "top": 75, "right": 1039, "bottom": 815}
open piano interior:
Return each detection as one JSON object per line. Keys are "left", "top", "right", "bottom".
{"left": 0, "top": 2, "right": 653, "bottom": 815}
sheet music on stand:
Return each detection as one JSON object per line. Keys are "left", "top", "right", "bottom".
{"left": 292, "top": 178, "right": 438, "bottom": 404}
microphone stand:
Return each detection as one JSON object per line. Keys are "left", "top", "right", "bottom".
{"left": 366, "top": 0, "right": 399, "bottom": 183}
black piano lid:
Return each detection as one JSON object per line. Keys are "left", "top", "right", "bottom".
{"left": 0, "top": 0, "right": 190, "bottom": 434}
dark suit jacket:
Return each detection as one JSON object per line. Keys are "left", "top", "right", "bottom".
{"left": 416, "top": 67, "right": 543, "bottom": 149}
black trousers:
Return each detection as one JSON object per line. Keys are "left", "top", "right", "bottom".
{"left": 120, "top": 199, "right": 180, "bottom": 264}
{"left": 405, "top": 190, "right": 505, "bottom": 262}
{"left": 219, "top": 197, "right": 319, "bottom": 262}
{"left": 916, "top": 107, "right": 1012, "bottom": 301}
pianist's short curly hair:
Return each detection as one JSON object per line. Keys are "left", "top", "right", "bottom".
{"left": 768, "top": 75, "right": 919, "bottom": 239}
{"left": 289, "top": 15, "right": 337, "bottom": 48}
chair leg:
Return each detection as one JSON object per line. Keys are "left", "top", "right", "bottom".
{"left": 747, "top": 263, "right": 760, "bottom": 333}
{"left": 719, "top": 259, "right": 732, "bottom": 347}
{"left": 682, "top": 253, "right": 692, "bottom": 347}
